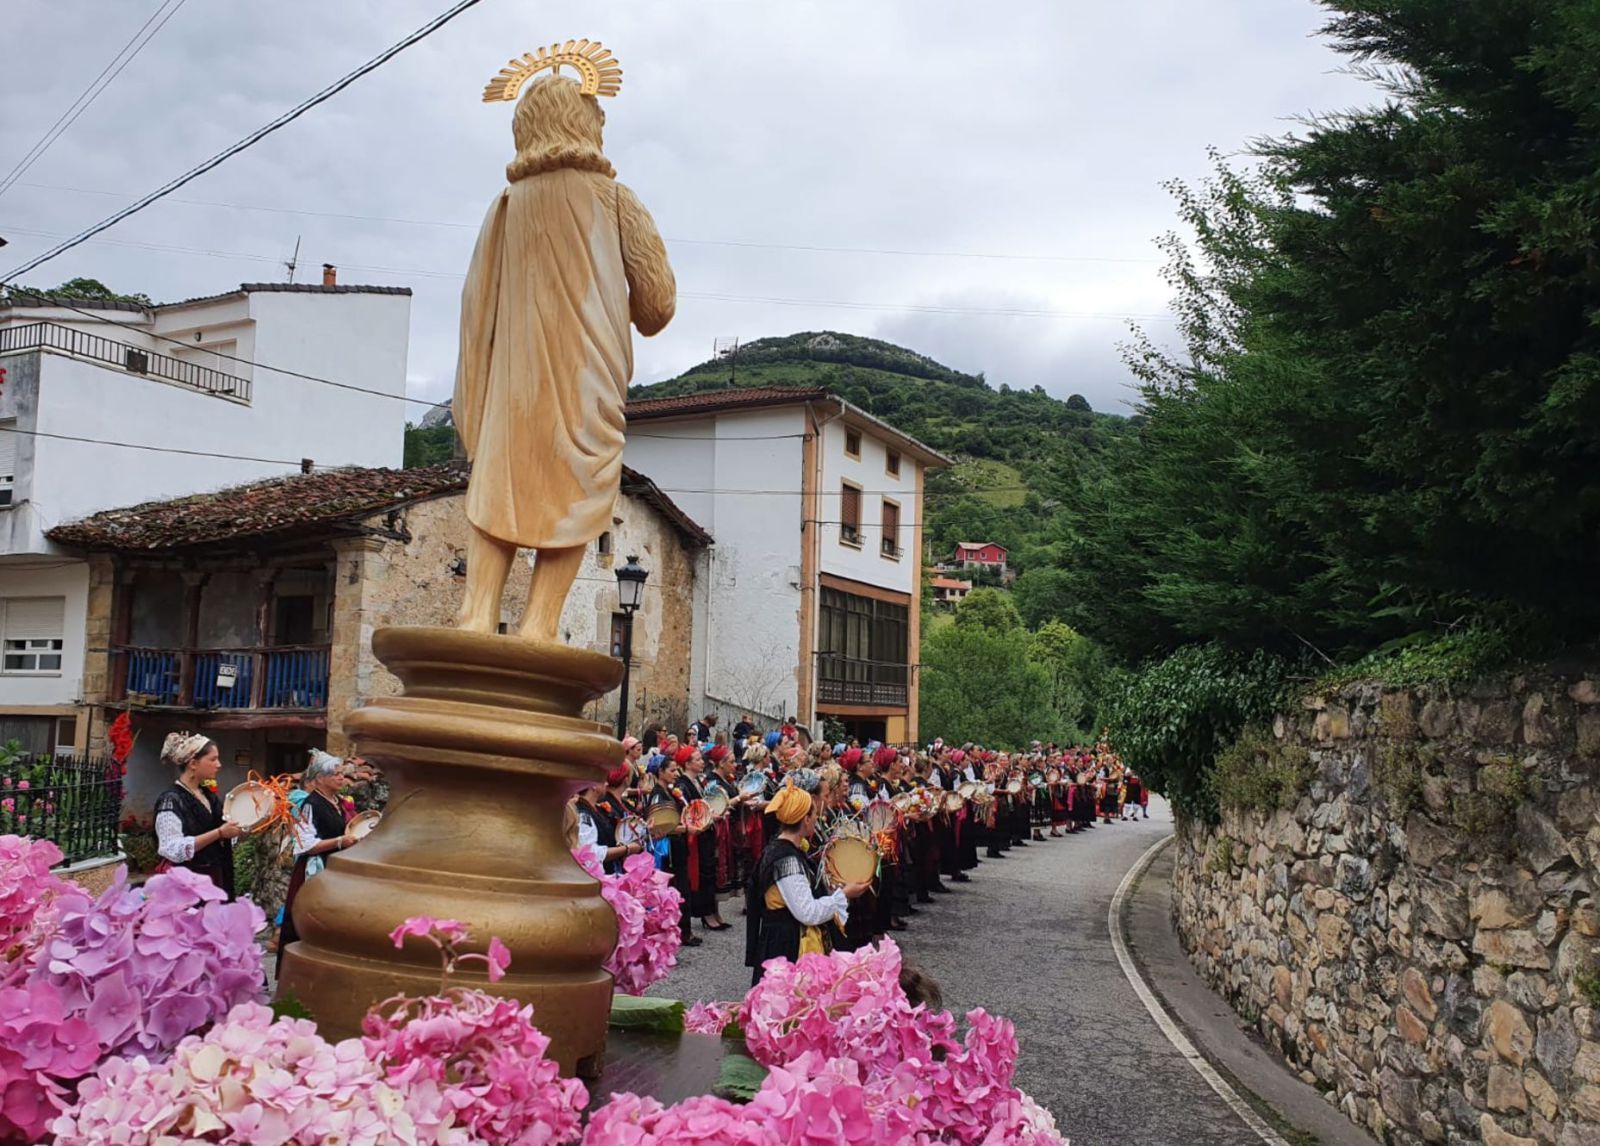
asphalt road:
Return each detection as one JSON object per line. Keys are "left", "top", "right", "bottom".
{"left": 647, "top": 798, "right": 1270, "bottom": 1146}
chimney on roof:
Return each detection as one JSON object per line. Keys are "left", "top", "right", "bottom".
{"left": 301, "top": 458, "right": 314, "bottom": 474}
{"left": 322, "top": 264, "right": 337, "bottom": 287}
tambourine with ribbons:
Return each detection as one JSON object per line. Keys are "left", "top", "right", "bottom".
{"left": 223, "top": 771, "right": 298, "bottom": 835}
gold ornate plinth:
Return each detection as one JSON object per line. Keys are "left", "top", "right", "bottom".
{"left": 277, "top": 626, "right": 623, "bottom": 1076}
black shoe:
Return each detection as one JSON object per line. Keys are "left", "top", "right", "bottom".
{"left": 986, "top": 849, "right": 1005, "bottom": 858}
{"left": 932, "top": 884, "right": 953, "bottom": 894}
{"left": 907, "top": 906, "right": 923, "bottom": 914}
{"left": 952, "top": 873, "right": 971, "bottom": 883}
{"left": 683, "top": 935, "right": 703, "bottom": 947}
{"left": 1013, "top": 841, "right": 1029, "bottom": 848}
{"left": 917, "top": 894, "right": 934, "bottom": 904}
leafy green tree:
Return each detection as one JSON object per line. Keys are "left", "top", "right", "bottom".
{"left": 952, "top": 587, "right": 1022, "bottom": 634}
{"left": 1011, "top": 567, "right": 1075, "bottom": 628}
{"left": 11, "top": 277, "right": 153, "bottom": 305}
{"left": 403, "top": 423, "right": 456, "bottom": 468}
{"left": 1060, "top": 0, "right": 1600, "bottom": 662}
{"left": 919, "top": 624, "right": 1058, "bottom": 747}
{"left": 1026, "top": 620, "right": 1107, "bottom": 737}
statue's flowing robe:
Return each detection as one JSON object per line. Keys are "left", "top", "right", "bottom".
{"left": 454, "top": 167, "right": 670, "bottom": 549}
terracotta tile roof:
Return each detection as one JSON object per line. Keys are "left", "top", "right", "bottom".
{"left": 47, "top": 463, "right": 469, "bottom": 552}
{"left": 930, "top": 577, "right": 971, "bottom": 590}
{"left": 47, "top": 461, "right": 711, "bottom": 552}
{"left": 625, "top": 386, "right": 828, "bottom": 420}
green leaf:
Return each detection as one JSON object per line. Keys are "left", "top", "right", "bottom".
{"left": 713, "top": 1053, "right": 768, "bottom": 1103}
{"left": 608, "top": 994, "right": 685, "bottom": 1035}
{"left": 270, "top": 991, "right": 314, "bottom": 1022}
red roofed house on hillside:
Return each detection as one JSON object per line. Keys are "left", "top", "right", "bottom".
{"left": 930, "top": 576, "right": 972, "bottom": 607}
{"left": 46, "top": 463, "right": 708, "bottom": 813}
{"left": 950, "top": 542, "right": 1008, "bottom": 571}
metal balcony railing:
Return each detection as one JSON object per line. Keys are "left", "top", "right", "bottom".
{"left": 0, "top": 321, "right": 251, "bottom": 401}
{"left": 815, "top": 653, "right": 909, "bottom": 708}
{"left": 117, "top": 644, "right": 329, "bottom": 710}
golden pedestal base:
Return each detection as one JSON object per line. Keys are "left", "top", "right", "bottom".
{"left": 277, "top": 626, "right": 623, "bottom": 1076}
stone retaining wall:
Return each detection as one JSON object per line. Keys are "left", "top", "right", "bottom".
{"left": 1172, "top": 672, "right": 1600, "bottom": 1146}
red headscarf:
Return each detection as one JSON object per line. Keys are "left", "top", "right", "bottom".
{"left": 839, "top": 747, "right": 863, "bottom": 773}
{"left": 873, "top": 746, "right": 897, "bottom": 770}
{"left": 673, "top": 745, "right": 697, "bottom": 766}
{"left": 706, "top": 745, "right": 730, "bottom": 764}
{"left": 605, "top": 762, "right": 631, "bottom": 787}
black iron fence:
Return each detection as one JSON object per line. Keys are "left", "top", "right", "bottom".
{"left": 1, "top": 751, "right": 123, "bottom": 866}
{"left": 0, "top": 321, "right": 252, "bottom": 401}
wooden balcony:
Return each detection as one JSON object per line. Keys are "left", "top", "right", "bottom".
{"left": 815, "top": 653, "right": 909, "bottom": 709}
{"left": 117, "top": 644, "right": 330, "bottom": 712}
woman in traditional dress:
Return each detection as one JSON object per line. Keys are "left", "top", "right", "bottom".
{"left": 152, "top": 732, "right": 242, "bottom": 898}
{"left": 679, "top": 745, "right": 730, "bottom": 931}
{"left": 577, "top": 762, "right": 647, "bottom": 873}
{"left": 645, "top": 752, "right": 700, "bottom": 947}
{"left": 277, "top": 751, "right": 360, "bottom": 974}
{"left": 744, "top": 784, "right": 870, "bottom": 985}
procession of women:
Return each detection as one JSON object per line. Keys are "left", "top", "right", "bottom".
{"left": 573, "top": 725, "right": 1149, "bottom": 983}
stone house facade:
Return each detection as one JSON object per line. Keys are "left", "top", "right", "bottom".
{"left": 48, "top": 462, "right": 707, "bottom": 812}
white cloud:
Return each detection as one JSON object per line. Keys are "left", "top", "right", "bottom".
{"left": 1, "top": 0, "right": 1368, "bottom": 416}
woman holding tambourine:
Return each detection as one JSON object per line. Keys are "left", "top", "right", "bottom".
{"left": 744, "top": 783, "right": 871, "bottom": 985}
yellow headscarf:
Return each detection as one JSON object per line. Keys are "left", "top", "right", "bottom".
{"left": 768, "top": 784, "right": 813, "bottom": 826}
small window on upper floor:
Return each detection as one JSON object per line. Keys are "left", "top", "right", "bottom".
{"left": 0, "top": 419, "right": 15, "bottom": 507}
{"left": 885, "top": 449, "right": 901, "bottom": 478}
{"left": 844, "top": 429, "right": 862, "bottom": 459}
{"left": 1, "top": 597, "right": 65, "bottom": 675}
{"left": 597, "top": 530, "right": 613, "bottom": 556}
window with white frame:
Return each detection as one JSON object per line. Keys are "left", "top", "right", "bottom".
{"left": 0, "top": 420, "right": 16, "bottom": 507}
{"left": 1, "top": 597, "right": 65, "bottom": 674}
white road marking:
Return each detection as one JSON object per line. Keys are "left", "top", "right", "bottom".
{"left": 1108, "top": 833, "right": 1290, "bottom": 1146}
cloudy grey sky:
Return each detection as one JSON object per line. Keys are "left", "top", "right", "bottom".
{"left": 1, "top": 1, "right": 1369, "bottom": 415}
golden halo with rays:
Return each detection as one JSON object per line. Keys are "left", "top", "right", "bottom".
{"left": 481, "top": 39, "right": 622, "bottom": 103}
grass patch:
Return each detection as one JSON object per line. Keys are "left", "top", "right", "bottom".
{"left": 1312, "top": 626, "right": 1514, "bottom": 692}
{"left": 1211, "top": 728, "right": 1313, "bottom": 814}
{"left": 1574, "top": 968, "right": 1600, "bottom": 1009}
{"left": 1373, "top": 742, "right": 1433, "bottom": 819}
{"left": 1450, "top": 756, "right": 1527, "bottom": 846}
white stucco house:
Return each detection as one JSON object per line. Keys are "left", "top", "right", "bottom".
{"left": 623, "top": 387, "right": 950, "bottom": 744}
{"left": 0, "top": 277, "right": 411, "bottom": 754}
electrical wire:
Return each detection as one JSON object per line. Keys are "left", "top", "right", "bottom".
{"left": 0, "top": 0, "right": 190, "bottom": 203}
{"left": 3, "top": 229, "right": 1176, "bottom": 322}
{"left": 0, "top": 0, "right": 488, "bottom": 283}
{"left": 14, "top": 180, "right": 1164, "bottom": 266}
{"left": 0, "top": 423, "right": 302, "bottom": 466}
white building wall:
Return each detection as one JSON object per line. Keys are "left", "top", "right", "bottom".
{"left": 0, "top": 289, "right": 409, "bottom": 557}
{"left": 623, "top": 406, "right": 806, "bottom": 721}
{"left": 816, "top": 419, "right": 919, "bottom": 595}
{"left": 0, "top": 560, "right": 88, "bottom": 706}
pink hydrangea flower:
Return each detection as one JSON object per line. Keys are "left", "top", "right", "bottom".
{"left": 573, "top": 849, "right": 683, "bottom": 995}
{"left": 53, "top": 1002, "right": 458, "bottom": 1145}
{"left": 684, "top": 1001, "right": 736, "bottom": 1036}
{"left": 363, "top": 989, "right": 587, "bottom": 1145}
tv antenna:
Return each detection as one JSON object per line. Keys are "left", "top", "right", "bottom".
{"left": 283, "top": 235, "right": 302, "bottom": 283}
{"left": 713, "top": 336, "right": 740, "bottom": 384}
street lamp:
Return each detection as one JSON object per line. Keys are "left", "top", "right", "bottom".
{"left": 613, "top": 555, "right": 649, "bottom": 739}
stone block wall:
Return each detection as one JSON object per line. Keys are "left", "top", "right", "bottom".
{"left": 1172, "top": 672, "right": 1600, "bottom": 1146}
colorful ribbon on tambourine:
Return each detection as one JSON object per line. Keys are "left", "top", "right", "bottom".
{"left": 244, "top": 770, "right": 299, "bottom": 834}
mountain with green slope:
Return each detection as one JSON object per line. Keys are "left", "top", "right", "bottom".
{"left": 628, "top": 332, "right": 1135, "bottom": 597}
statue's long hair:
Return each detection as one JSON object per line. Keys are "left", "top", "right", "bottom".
{"left": 507, "top": 75, "right": 616, "bottom": 182}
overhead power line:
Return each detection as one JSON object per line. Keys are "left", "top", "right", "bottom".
{"left": 14, "top": 180, "right": 1164, "bottom": 266}
{"left": 4, "top": 229, "right": 1176, "bottom": 323}
{"left": 0, "top": 0, "right": 191, "bottom": 203}
{"left": 0, "top": 0, "right": 488, "bottom": 283}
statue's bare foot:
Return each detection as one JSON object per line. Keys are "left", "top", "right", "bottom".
{"left": 515, "top": 614, "right": 560, "bottom": 644}
{"left": 455, "top": 605, "right": 499, "bottom": 633}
